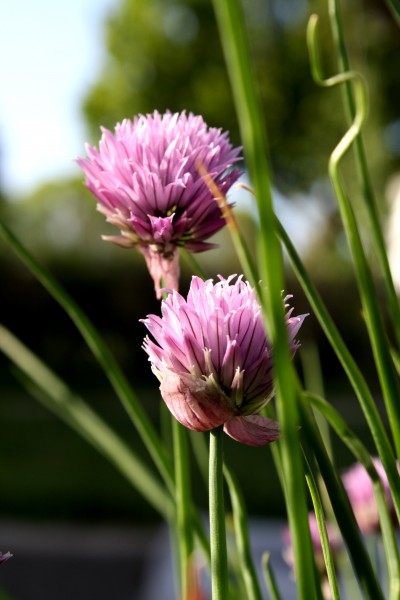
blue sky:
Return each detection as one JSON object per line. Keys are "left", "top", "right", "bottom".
{"left": 0, "top": 0, "right": 115, "bottom": 197}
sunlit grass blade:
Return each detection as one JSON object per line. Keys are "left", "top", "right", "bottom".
{"left": 276, "top": 218, "right": 400, "bottom": 523}
{"left": 0, "top": 221, "right": 174, "bottom": 491}
{"left": 224, "top": 465, "right": 263, "bottom": 600}
{"left": 209, "top": 426, "right": 228, "bottom": 600}
{"left": 328, "top": 0, "right": 400, "bottom": 349}
{"left": 172, "top": 420, "right": 194, "bottom": 599}
{"left": 307, "top": 14, "right": 400, "bottom": 459}
{"left": 195, "top": 163, "right": 260, "bottom": 293}
{"left": 305, "top": 391, "right": 400, "bottom": 600}
{"left": 304, "top": 459, "right": 341, "bottom": 600}
{"left": 261, "top": 553, "right": 283, "bottom": 600}
{"left": 0, "top": 324, "right": 173, "bottom": 519}
{"left": 298, "top": 400, "right": 385, "bottom": 600}
{"left": 211, "top": 1, "right": 317, "bottom": 596}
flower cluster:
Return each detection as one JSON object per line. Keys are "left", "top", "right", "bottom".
{"left": 142, "top": 275, "right": 307, "bottom": 446}
{"left": 77, "top": 111, "right": 241, "bottom": 297}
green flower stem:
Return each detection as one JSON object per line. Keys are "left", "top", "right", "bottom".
{"left": 224, "top": 464, "right": 263, "bottom": 600}
{"left": 328, "top": 0, "right": 400, "bottom": 350}
{"left": 307, "top": 14, "right": 400, "bottom": 459}
{"left": 299, "top": 400, "right": 385, "bottom": 600}
{"left": 209, "top": 426, "right": 228, "bottom": 600}
{"left": 262, "top": 553, "right": 283, "bottom": 600}
{"left": 211, "top": 1, "right": 317, "bottom": 597}
{"left": 0, "top": 325, "right": 174, "bottom": 520}
{"left": 0, "top": 221, "right": 174, "bottom": 493}
{"left": 172, "top": 419, "right": 194, "bottom": 599}
{"left": 275, "top": 218, "right": 400, "bottom": 523}
{"left": 180, "top": 248, "right": 208, "bottom": 280}
{"left": 194, "top": 163, "right": 260, "bottom": 294}
{"left": 384, "top": 0, "right": 400, "bottom": 24}
{"left": 304, "top": 459, "right": 340, "bottom": 600}
{"left": 305, "top": 392, "right": 400, "bottom": 600}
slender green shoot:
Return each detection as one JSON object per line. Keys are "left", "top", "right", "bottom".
{"left": 209, "top": 426, "right": 228, "bottom": 600}
{"left": 276, "top": 218, "right": 400, "bottom": 522}
{"left": 299, "top": 401, "right": 385, "bottom": 600}
{"left": 307, "top": 13, "right": 400, "bottom": 459}
{"left": 328, "top": 0, "right": 400, "bottom": 350}
{"left": 0, "top": 221, "right": 174, "bottom": 491}
{"left": 304, "top": 460, "right": 341, "bottom": 600}
{"left": 172, "top": 419, "right": 194, "bottom": 599}
{"left": 262, "top": 553, "right": 284, "bottom": 600}
{"left": 211, "top": 1, "right": 318, "bottom": 596}
{"left": 224, "top": 464, "right": 263, "bottom": 600}
{"left": 305, "top": 392, "right": 400, "bottom": 600}
{"left": 0, "top": 324, "right": 173, "bottom": 519}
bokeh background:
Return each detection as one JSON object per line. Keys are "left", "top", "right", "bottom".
{"left": 0, "top": 0, "right": 399, "bottom": 594}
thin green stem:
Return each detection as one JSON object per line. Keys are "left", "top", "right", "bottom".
{"left": 180, "top": 248, "right": 208, "bottom": 280}
{"left": 305, "top": 391, "right": 400, "bottom": 600}
{"left": 211, "top": 1, "right": 317, "bottom": 597}
{"left": 209, "top": 426, "right": 228, "bottom": 600}
{"left": 0, "top": 325, "right": 174, "bottom": 520}
{"left": 262, "top": 553, "right": 283, "bottom": 600}
{"left": 382, "top": 0, "right": 400, "bottom": 29}
{"left": 304, "top": 460, "right": 341, "bottom": 600}
{"left": 328, "top": 0, "right": 400, "bottom": 347}
{"left": 307, "top": 14, "right": 400, "bottom": 459}
{"left": 276, "top": 218, "right": 400, "bottom": 523}
{"left": 0, "top": 221, "right": 175, "bottom": 492}
{"left": 299, "top": 401, "right": 385, "bottom": 600}
{"left": 173, "top": 419, "right": 194, "bottom": 599}
{"left": 224, "top": 464, "right": 263, "bottom": 600}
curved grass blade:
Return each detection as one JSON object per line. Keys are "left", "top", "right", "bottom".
{"left": 0, "top": 221, "right": 174, "bottom": 492}
{"left": 305, "top": 391, "right": 400, "bottom": 600}
{"left": 0, "top": 324, "right": 173, "bottom": 519}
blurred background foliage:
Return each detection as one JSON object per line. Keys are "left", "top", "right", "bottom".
{"left": 0, "top": 0, "right": 399, "bottom": 523}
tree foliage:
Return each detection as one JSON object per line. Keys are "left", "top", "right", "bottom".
{"left": 82, "top": 0, "right": 400, "bottom": 193}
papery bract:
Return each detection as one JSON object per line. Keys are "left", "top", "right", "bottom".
{"left": 142, "top": 275, "right": 307, "bottom": 446}
{"left": 77, "top": 111, "right": 241, "bottom": 298}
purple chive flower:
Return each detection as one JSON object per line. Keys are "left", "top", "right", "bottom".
{"left": 141, "top": 275, "right": 307, "bottom": 446}
{"left": 0, "top": 551, "right": 12, "bottom": 565}
{"left": 342, "top": 458, "right": 399, "bottom": 534}
{"left": 77, "top": 111, "right": 241, "bottom": 298}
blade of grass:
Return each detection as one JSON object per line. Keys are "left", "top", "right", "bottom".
{"left": 262, "top": 553, "right": 284, "bottom": 600}
{"left": 0, "top": 324, "right": 173, "bottom": 519}
{"left": 305, "top": 391, "right": 400, "bottom": 600}
{"left": 307, "top": 14, "right": 400, "bottom": 459}
{"left": 298, "top": 400, "right": 385, "bottom": 600}
{"left": 209, "top": 426, "right": 228, "bottom": 600}
{"left": 304, "top": 459, "right": 341, "bottom": 600}
{"left": 0, "top": 221, "right": 174, "bottom": 492}
{"left": 211, "top": 1, "right": 317, "bottom": 597}
{"left": 275, "top": 217, "right": 400, "bottom": 523}
{"left": 328, "top": 0, "right": 400, "bottom": 349}
{"left": 224, "top": 464, "right": 263, "bottom": 600}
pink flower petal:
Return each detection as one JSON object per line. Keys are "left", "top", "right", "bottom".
{"left": 224, "top": 415, "right": 280, "bottom": 446}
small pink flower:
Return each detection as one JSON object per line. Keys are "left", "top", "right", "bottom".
{"left": 342, "top": 458, "right": 398, "bottom": 534}
{"left": 141, "top": 275, "right": 307, "bottom": 446}
{"left": 77, "top": 111, "right": 241, "bottom": 298}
